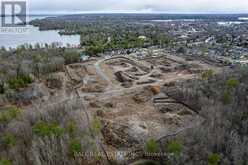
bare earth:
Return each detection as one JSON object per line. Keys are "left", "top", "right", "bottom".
{"left": 24, "top": 52, "right": 222, "bottom": 163}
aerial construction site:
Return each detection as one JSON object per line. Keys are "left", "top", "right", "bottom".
{"left": 14, "top": 49, "right": 221, "bottom": 164}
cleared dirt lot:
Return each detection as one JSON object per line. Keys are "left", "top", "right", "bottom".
{"left": 60, "top": 54, "right": 216, "bottom": 162}
{"left": 87, "top": 86, "right": 201, "bottom": 149}
{"left": 22, "top": 53, "right": 220, "bottom": 163}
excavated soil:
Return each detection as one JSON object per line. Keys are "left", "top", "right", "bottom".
{"left": 13, "top": 53, "right": 221, "bottom": 164}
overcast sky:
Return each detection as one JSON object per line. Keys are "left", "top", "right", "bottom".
{"left": 29, "top": 0, "right": 248, "bottom": 14}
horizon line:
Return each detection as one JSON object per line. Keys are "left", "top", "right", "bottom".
{"left": 1, "top": 12, "right": 248, "bottom": 17}
{"left": 28, "top": 13, "right": 248, "bottom": 16}
{"left": 26, "top": 10, "right": 248, "bottom": 15}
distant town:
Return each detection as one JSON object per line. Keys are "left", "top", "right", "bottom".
{"left": 1, "top": 14, "right": 248, "bottom": 165}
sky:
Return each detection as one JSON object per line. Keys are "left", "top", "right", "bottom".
{"left": 27, "top": 0, "right": 248, "bottom": 14}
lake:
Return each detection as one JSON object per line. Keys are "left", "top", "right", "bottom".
{"left": 151, "top": 19, "right": 197, "bottom": 22}
{"left": 0, "top": 16, "right": 80, "bottom": 49}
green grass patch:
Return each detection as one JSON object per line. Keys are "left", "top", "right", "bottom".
{"left": 167, "top": 139, "right": 183, "bottom": 156}
{"left": 32, "top": 121, "right": 64, "bottom": 137}
{"left": 145, "top": 138, "right": 159, "bottom": 153}
{"left": 7, "top": 74, "right": 33, "bottom": 90}
{"left": 0, "top": 158, "right": 12, "bottom": 165}
{"left": 2, "top": 133, "right": 16, "bottom": 147}
{"left": 226, "top": 78, "right": 240, "bottom": 89}
{"left": 208, "top": 153, "right": 221, "bottom": 165}
{"left": 90, "top": 118, "right": 102, "bottom": 135}
{"left": 0, "top": 106, "right": 21, "bottom": 123}
{"left": 69, "top": 138, "right": 82, "bottom": 155}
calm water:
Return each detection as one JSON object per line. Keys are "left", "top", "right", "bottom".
{"left": 0, "top": 16, "right": 80, "bottom": 49}
{"left": 151, "top": 19, "right": 197, "bottom": 22}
